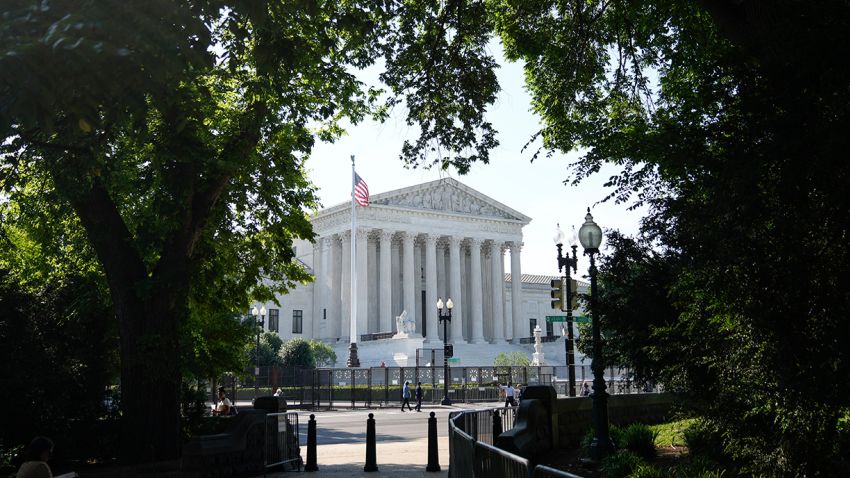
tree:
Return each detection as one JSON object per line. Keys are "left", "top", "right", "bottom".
{"left": 1, "top": 1, "right": 498, "bottom": 462}
{"left": 279, "top": 338, "right": 316, "bottom": 369}
{"left": 487, "top": 1, "right": 850, "bottom": 473}
{"left": 309, "top": 340, "right": 337, "bottom": 368}
{"left": 493, "top": 351, "right": 531, "bottom": 368}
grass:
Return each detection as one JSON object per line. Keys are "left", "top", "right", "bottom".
{"left": 650, "top": 418, "right": 696, "bottom": 448}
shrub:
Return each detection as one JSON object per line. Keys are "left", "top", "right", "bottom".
{"left": 620, "top": 423, "right": 658, "bottom": 460}
{"left": 683, "top": 419, "right": 727, "bottom": 463}
{"left": 630, "top": 463, "right": 671, "bottom": 478}
{"left": 601, "top": 450, "right": 645, "bottom": 478}
{"left": 582, "top": 424, "right": 624, "bottom": 453}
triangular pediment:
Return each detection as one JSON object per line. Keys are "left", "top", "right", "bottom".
{"left": 369, "top": 177, "right": 531, "bottom": 223}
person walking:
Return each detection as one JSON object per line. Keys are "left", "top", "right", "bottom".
{"left": 500, "top": 382, "right": 517, "bottom": 407}
{"left": 414, "top": 382, "right": 424, "bottom": 411}
{"left": 401, "top": 381, "right": 413, "bottom": 411}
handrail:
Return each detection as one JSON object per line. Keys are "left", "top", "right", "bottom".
{"left": 448, "top": 405, "right": 585, "bottom": 478}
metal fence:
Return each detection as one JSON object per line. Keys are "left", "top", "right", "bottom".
{"left": 263, "top": 412, "right": 302, "bottom": 471}
{"left": 220, "top": 364, "right": 659, "bottom": 408}
{"left": 449, "top": 406, "right": 587, "bottom": 478}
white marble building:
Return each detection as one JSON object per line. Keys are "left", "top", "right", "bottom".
{"left": 255, "top": 177, "right": 589, "bottom": 366}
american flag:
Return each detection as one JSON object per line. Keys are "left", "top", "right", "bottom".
{"left": 353, "top": 172, "right": 369, "bottom": 207}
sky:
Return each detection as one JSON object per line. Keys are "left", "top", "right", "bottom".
{"left": 304, "top": 43, "right": 647, "bottom": 279}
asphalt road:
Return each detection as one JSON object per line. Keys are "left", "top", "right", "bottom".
{"left": 292, "top": 407, "right": 457, "bottom": 445}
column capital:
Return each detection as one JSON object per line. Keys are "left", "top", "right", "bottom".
{"left": 355, "top": 227, "right": 370, "bottom": 240}
{"left": 510, "top": 241, "right": 523, "bottom": 253}
{"left": 379, "top": 229, "right": 394, "bottom": 242}
{"left": 400, "top": 230, "right": 417, "bottom": 242}
{"left": 469, "top": 237, "right": 483, "bottom": 248}
{"left": 488, "top": 239, "right": 503, "bottom": 253}
{"left": 425, "top": 233, "right": 440, "bottom": 246}
{"left": 449, "top": 235, "right": 464, "bottom": 247}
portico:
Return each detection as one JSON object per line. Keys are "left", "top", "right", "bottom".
{"left": 310, "top": 177, "right": 531, "bottom": 345}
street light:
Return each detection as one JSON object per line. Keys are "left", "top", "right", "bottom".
{"left": 251, "top": 305, "right": 267, "bottom": 399}
{"left": 437, "top": 297, "right": 453, "bottom": 406}
{"left": 578, "top": 207, "right": 614, "bottom": 460}
{"left": 554, "top": 224, "right": 579, "bottom": 397}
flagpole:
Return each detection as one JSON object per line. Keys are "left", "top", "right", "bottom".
{"left": 347, "top": 155, "right": 360, "bottom": 367}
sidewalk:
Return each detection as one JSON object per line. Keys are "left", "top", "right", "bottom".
{"left": 265, "top": 437, "right": 449, "bottom": 477}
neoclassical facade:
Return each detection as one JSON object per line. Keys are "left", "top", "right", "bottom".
{"left": 309, "top": 177, "right": 531, "bottom": 345}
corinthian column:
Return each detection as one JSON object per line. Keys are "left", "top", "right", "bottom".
{"left": 340, "top": 231, "right": 351, "bottom": 342}
{"left": 402, "top": 231, "right": 416, "bottom": 331}
{"left": 449, "top": 235, "right": 466, "bottom": 344}
{"left": 424, "top": 234, "right": 439, "bottom": 343}
{"left": 355, "top": 228, "right": 369, "bottom": 340}
{"left": 469, "top": 238, "right": 485, "bottom": 343}
{"left": 379, "top": 230, "right": 394, "bottom": 334}
{"left": 510, "top": 242, "right": 524, "bottom": 343}
{"left": 328, "top": 235, "right": 341, "bottom": 340}
{"left": 490, "top": 240, "right": 506, "bottom": 343}
{"left": 310, "top": 237, "right": 323, "bottom": 338}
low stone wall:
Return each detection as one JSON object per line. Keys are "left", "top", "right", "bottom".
{"left": 554, "top": 393, "right": 675, "bottom": 447}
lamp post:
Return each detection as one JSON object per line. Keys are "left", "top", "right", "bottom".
{"left": 578, "top": 208, "right": 614, "bottom": 460}
{"left": 554, "top": 224, "right": 579, "bottom": 397}
{"left": 437, "top": 297, "right": 453, "bottom": 406}
{"left": 251, "top": 305, "right": 266, "bottom": 399}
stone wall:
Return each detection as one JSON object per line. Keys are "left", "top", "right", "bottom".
{"left": 554, "top": 393, "right": 675, "bottom": 447}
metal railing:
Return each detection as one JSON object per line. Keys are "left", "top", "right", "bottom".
{"left": 219, "top": 364, "right": 660, "bottom": 408}
{"left": 264, "top": 412, "right": 302, "bottom": 471}
{"left": 449, "top": 406, "right": 581, "bottom": 478}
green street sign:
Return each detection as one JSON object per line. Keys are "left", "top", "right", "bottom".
{"left": 546, "top": 315, "right": 591, "bottom": 324}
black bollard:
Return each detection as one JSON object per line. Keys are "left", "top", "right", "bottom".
{"left": 305, "top": 414, "right": 318, "bottom": 472}
{"left": 364, "top": 412, "right": 378, "bottom": 472}
{"left": 492, "top": 409, "right": 503, "bottom": 438}
{"left": 426, "top": 411, "right": 441, "bottom": 472}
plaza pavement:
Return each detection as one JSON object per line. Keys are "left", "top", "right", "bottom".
{"left": 264, "top": 402, "right": 507, "bottom": 477}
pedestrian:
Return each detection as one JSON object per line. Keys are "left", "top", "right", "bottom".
{"left": 16, "top": 436, "right": 54, "bottom": 478}
{"left": 581, "top": 382, "right": 591, "bottom": 396}
{"left": 273, "top": 387, "right": 283, "bottom": 397}
{"left": 415, "top": 382, "right": 424, "bottom": 411}
{"left": 500, "top": 382, "right": 517, "bottom": 407}
{"left": 401, "top": 381, "right": 413, "bottom": 411}
{"left": 212, "top": 386, "right": 234, "bottom": 415}
{"left": 380, "top": 360, "right": 386, "bottom": 368}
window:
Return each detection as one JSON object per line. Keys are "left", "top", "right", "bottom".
{"left": 546, "top": 321, "right": 554, "bottom": 337}
{"left": 529, "top": 318, "right": 537, "bottom": 337}
{"left": 268, "top": 309, "right": 279, "bottom": 333}
{"left": 292, "top": 309, "right": 303, "bottom": 334}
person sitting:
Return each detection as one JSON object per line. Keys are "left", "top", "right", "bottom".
{"left": 273, "top": 387, "right": 283, "bottom": 397}
{"left": 212, "top": 386, "right": 234, "bottom": 416}
{"left": 17, "top": 436, "right": 54, "bottom": 478}
{"left": 581, "top": 382, "right": 591, "bottom": 397}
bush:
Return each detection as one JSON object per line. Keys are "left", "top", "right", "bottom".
{"left": 683, "top": 419, "right": 727, "bottom": 463}
{"left": 630, "top": 463, "right": 671, "bottom": 478}
{"left": 582, "top": 425, "right": 624, "bottom": 453}
{"left": 620, "top": 423, "right": 658, "bottom": 460}
{"left": 601, "top": 450, "right": 645, "bottom": 478}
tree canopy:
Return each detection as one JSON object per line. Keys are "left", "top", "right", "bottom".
{"left": 485, "top": 1, "right": 850, "bottom": 473}
{"left": 1, "top": 0, "right": 497, "bottom": 462}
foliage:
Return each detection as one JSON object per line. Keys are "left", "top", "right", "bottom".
{"left": 309, "top": 340, "right": 337, "bottom": 368}
{"left": 0, "top": 268, "right": 118, "bottom": 456}
{"left": 493, "top": 352, "right": 531, "bottom": 368}
{"left": 682, "top": 419, "right": 730, "bottom": 467}
{"left": 0, "top": 0, "right": 499, "bottom": 461}
{"left": 582, "top": 425, "right": 624, "bottom": 453}
{"left": 600, "top": 450, "right": 645, "bottom": 478}
{"left": 279, "top": 338, "right": 316, "bottom": 369}
{"left": 246, "top": 332, "right": 285, "bottom": 368}
{"left": 620, "top": 423, "right": 659, "bottom": 460}
{"left": 650, "top": 419, "right": 695, "bottom": 448}
{"left": 487, "top": 1, "right": 850, "bottom": 474}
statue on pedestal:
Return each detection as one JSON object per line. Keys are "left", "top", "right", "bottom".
{"left": 393, "top": 310, "right": 418, "bottom": 338}
{"left": 532, "top": 324, "right": 545, "bottom": 365}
